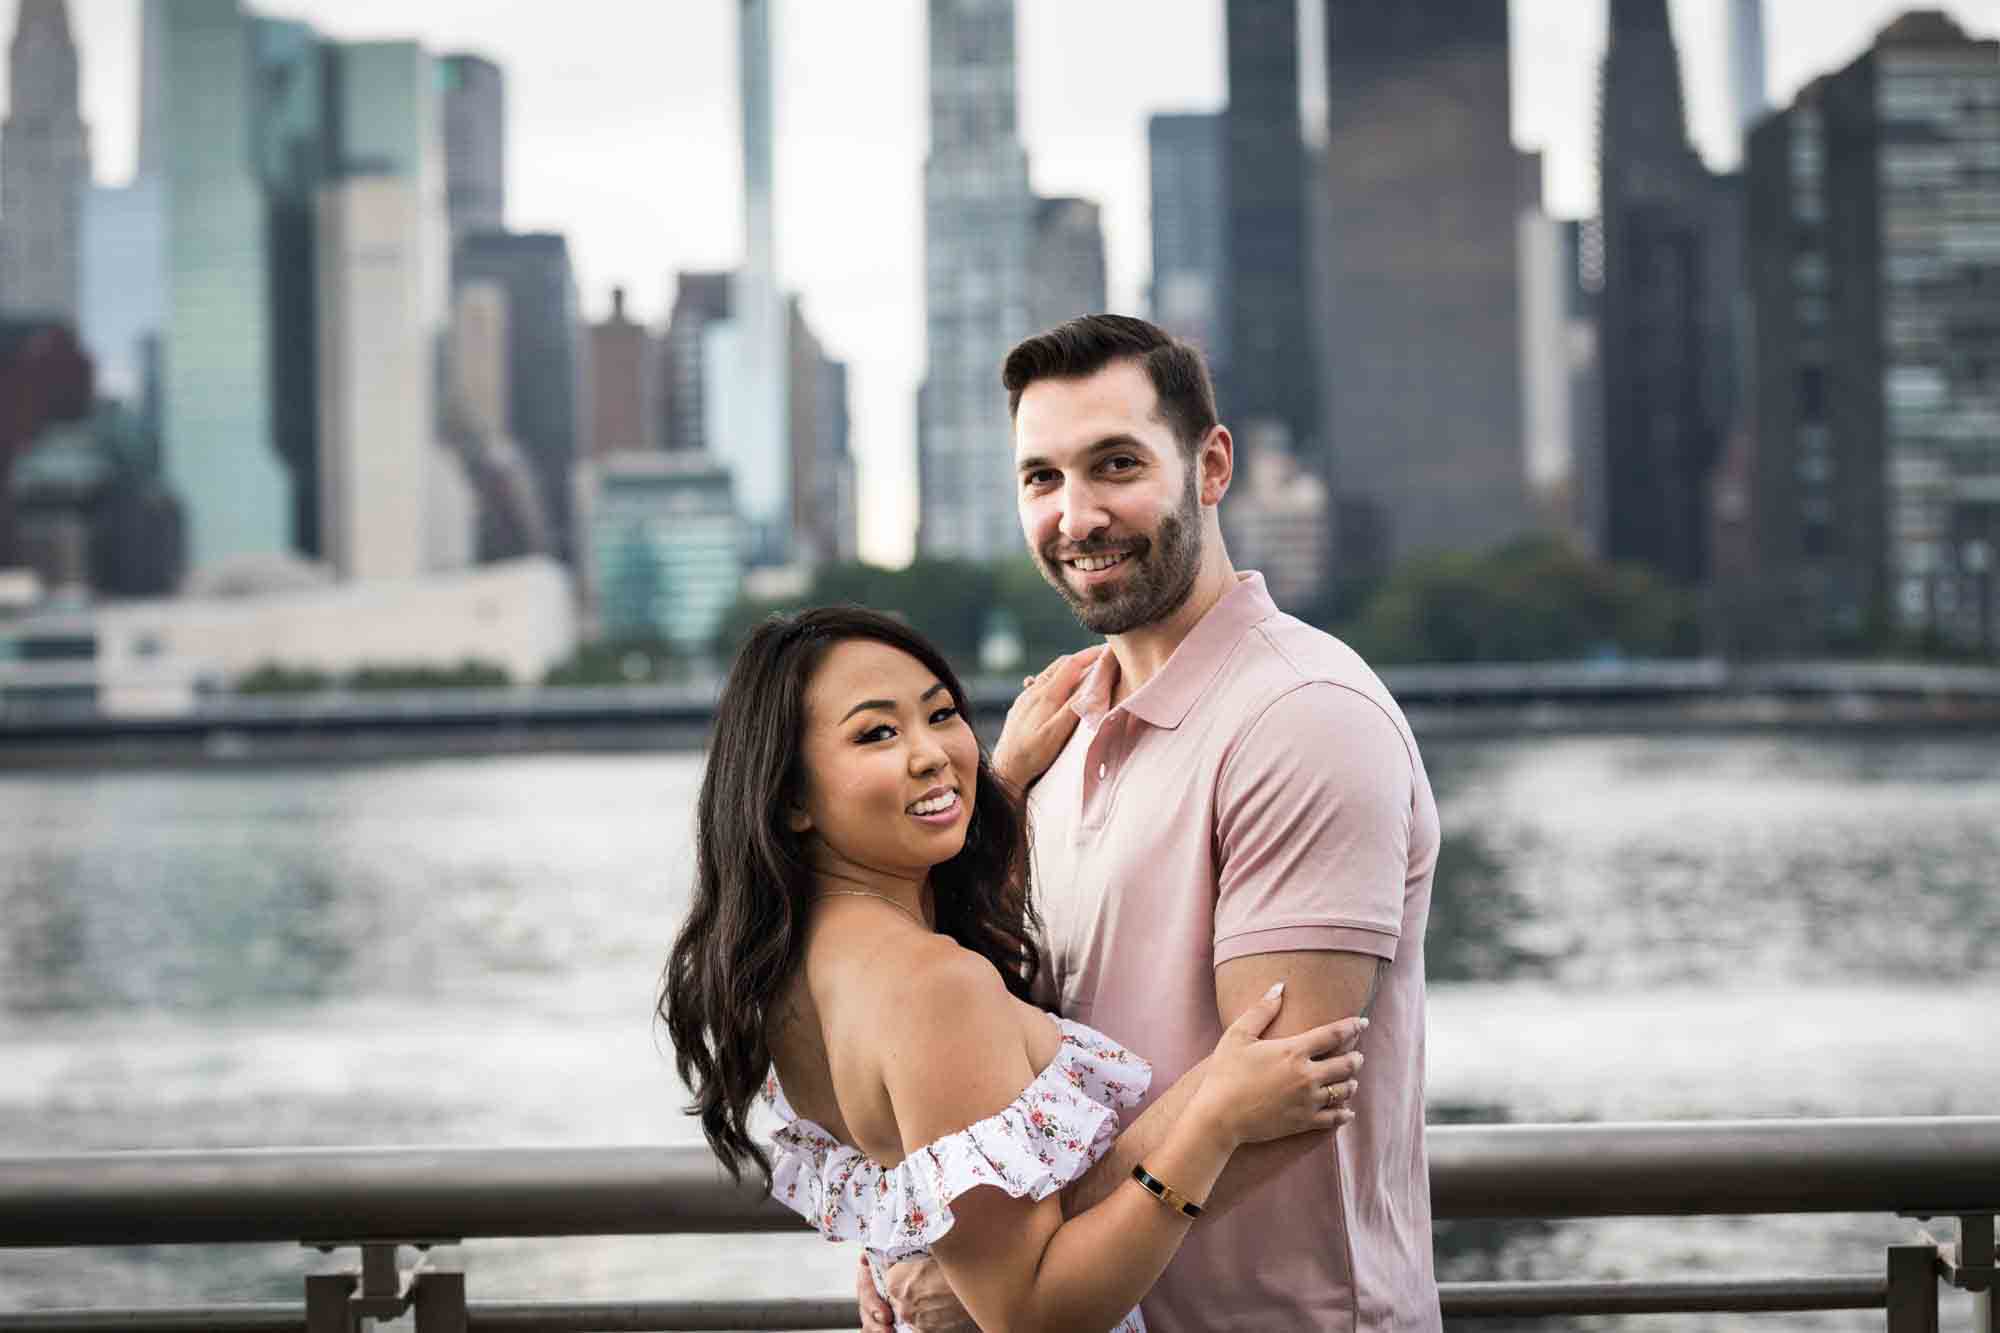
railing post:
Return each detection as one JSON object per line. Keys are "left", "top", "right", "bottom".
{"left": 1887, "top": 1243, "right": 1939, "bottom": 1333}
{"left": 305, "top": 1270, "right": 357, "bottom": 1333}
{"left": 412, "top": 1268, "right": 468, "bottom": 1333}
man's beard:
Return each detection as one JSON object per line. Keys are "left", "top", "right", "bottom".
{"left": 1037, "top": 465, "right": 1204, "bottom": 635}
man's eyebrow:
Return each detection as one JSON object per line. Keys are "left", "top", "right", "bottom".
{"left": 839, "top": 683, "right": 949, "bottom": 724}
{"left": 1017, "top": 435, "right": 1152, "bottom": 476}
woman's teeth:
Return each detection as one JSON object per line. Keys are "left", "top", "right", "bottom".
{"left": 908, "top": 791, "right": 958, "bottom": 816}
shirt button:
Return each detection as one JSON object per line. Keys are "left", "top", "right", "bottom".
{"left": 1097, "top": 762, "right": 1108, "bottom": 779}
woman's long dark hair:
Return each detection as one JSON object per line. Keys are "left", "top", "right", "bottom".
{"left": 659, "top": 606, "right": 1043, "bottom": 1183}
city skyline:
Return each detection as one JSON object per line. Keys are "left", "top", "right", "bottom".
{"left": 6, "top": 0, "right": 1997, "bottom": 565}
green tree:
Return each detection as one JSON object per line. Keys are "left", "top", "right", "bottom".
{"left": 543, "top": 638, "right": 684, "bottom": 687}
{"left": 236, "top": 662, "right": 334, "bottom": 694}
{"left": 344, "top": 660, "right": 512, "bottom": 691}
{"left": 1338, "top": 537, "right": 1699, "bottom": 663}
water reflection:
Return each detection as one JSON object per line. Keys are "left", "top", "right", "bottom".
{"left": 1424, "top": 829, "right": 1555, "bottom": 984}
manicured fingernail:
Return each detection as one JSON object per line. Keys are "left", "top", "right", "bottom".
{"left": 1265, "top": 981, "right": 1284, "bottom": 1000}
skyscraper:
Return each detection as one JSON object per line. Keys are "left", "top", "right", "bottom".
{"left": 659, "top": 271, "right": 732, "bottom": 456}
{"left": 1029, "top": 196, "right": 1108, "bottom": 334}
{"left": 733, "top": 0, "right": 792, "bottom": 568}
{"left": 440, "top": 54, "right": 506, "bottom": 240}
{"left": 1321, "top": 0, "right": 1528, "bottom": 574}
{"left": 456, "top": 231, "right": 586, "bottom": 562}
{"left": 156, "top": 0, "right": 291, "bottom": 575}
{"left": 0, "top": 0, "right": 90, "bottom": 324}
{"left": 590, "top": 287, "right": 659, "bottom": 458}
{"left": 1730, "top": 0, "right": 1769, "bottom": 142}
{"left": 254, "top": 15, "right": 330, "bottom": 556}
{"left": 1597, "top": 0, "right": 1740, "bottom": 585}
{"left": 917, "top": 0, "right": 1035, "bottom": 561}
{"left": 1741, "top": 13, "right": 2000, "bottom": 654}
{"left": 1147, "top": 111, "right": 1227, "bottom": 367}
{"left": 1225, "top": 0, "right": 1315, "bottom": 463}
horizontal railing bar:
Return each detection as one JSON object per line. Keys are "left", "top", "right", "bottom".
{"left": 0, "top": 1278, "right": 1898, "bottom": 1332}
{"left": 465, "top": 1299, "right": 858, "bottom": 1330}
{"left": 2, "top": 1117, "right": 1996, "bottom": 1248}
{"left": 0, "top": 1306, "right": 305, "bottom": 1332}
{"left": 1438, "top": 1274, "right": 1887, "bottom": 1317}
{"left": 1429, "top": 1116, "right": 2000, "bottom": 1219}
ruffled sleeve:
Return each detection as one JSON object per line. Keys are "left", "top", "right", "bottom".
{"left": 762, "top": 1017, "right": 1151, "bottom": 1262}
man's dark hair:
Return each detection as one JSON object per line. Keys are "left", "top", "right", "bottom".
{"left": 1001, "top": 314, "right": 1218, "bottom": 456}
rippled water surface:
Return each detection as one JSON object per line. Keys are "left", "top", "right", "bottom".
{"left": 2, "top": 734, "right": 1995, "bottom": 1328}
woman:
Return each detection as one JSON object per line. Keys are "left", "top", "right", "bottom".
{"left": 662, "top": 608, "right": 1364, "bottom": 1332}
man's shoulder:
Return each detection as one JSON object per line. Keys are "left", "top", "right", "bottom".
{"left": 1225, "top": 612, "right": 1412, "bottom": 739}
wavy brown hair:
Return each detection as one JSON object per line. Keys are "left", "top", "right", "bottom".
{"left": 659, "top": 606, "right": 1043, "bottom": 1183}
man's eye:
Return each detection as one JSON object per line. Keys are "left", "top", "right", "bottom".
{"left": 1024, "top": 470, "right": 1058, "bottom": 488}
{"left": 1104, "top": 455, "right": 1139, "bottom": 473}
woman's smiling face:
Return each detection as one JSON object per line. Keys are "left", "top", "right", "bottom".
{"left": 792, "top": 638, "right": 981, "bottom": 884}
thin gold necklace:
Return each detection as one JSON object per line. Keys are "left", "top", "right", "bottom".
{"left": 813, "top": 888, "right": 927, "bottom": 926}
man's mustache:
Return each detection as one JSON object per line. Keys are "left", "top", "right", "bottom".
{"left": 1043, "top": 538, "right": 1147, "bottom": 563}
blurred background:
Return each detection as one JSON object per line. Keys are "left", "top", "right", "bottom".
{"left": 0, "top": 0, "right": 1997, "bottom": 1328}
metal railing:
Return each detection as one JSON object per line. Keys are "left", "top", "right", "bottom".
{"left": 1, "top": 1118, "right": 1995, "bottom": 1331}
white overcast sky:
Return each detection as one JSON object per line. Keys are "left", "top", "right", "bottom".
{"left": 12, "top": 0, "right": 1999, "bottom": 563}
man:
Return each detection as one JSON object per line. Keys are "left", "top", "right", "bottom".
{"left": 863, "top": 315, "right": 1442, "bottom": 1331}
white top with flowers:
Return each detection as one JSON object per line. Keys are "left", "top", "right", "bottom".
{"left": 762, "top": 1014, "right": 1152, "bottom": 1333}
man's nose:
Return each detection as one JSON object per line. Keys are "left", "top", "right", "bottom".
{"left": 1058, "top": 483, "right": 1109, "bottom": 543}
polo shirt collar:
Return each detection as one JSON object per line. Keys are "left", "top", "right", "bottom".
{"left": 1071, "top": 572, "right": 1278, "bottom": 731}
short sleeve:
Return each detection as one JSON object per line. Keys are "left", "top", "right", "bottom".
{"left": 1212, "top": 683, "right": 1414, "bottom": 966}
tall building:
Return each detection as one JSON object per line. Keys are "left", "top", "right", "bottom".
{"left": 314, "top": 40, "right": 461, "bottom": 582}
{"left": 917, "top": 0, "right": 1035, "bottom": 561}
{"left": 1321, "top": 0, "right": 1528, "bottom": 573}
{"left": 254, "top": 16, "right": 330, "bottom": 556}
{"left": 1, "top": 0, "right": 90, "bottom": 324}
{"left": 1029, "top": 196, "right": 1108, "bottom": 332}
{"left": 659, "top": 271, "right": 732, "bottom": 455}
{"left": 1740, "top": 13, "right": 2000, "bottom": 654}
{"left": 733, "top": 0, "right": 792, "bottom": 568}
{"left": 1225, "top": 0, "right": 1316, "bottom": 465}
{"left": 1598, "top": 0, "right": 1742, "bottom": 586}
{"left": 1147, "top": 111, "right": 1227, "bottom": 367}
{"left": 590, "top": 287, "right": 659, "bottom": 458}
{"left": 443, "top": 279, "right": 553, "bottom": 561}
{"left": 578, "top": 451, "right": 741, "bottom": 651}
{"left": 787, "top": 297, "right": 856, "bottom": 566}
{"left": 79, "top": 180, "right": 165, "bottom": 410}
{"left": 156, "top": 0, "right": 291, "bottom": 575}
{"left": 456, "top": 231, "right": 586, "bottom": 562}
{"left": 1730, "top": 0, "right": 1769, "bottom": 142}
{"left": 440, "top": 54, "right": 506, "bottom": 240}
{"left": 1517, "top": 152, "right": 1576, "bottom": 543}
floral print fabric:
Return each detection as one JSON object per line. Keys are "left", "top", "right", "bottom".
{"left": 762, "top": 1016, "right": 1152, "bottom": 1331}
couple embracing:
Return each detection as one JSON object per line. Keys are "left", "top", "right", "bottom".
{"left": 664, "top": 316, "right": 1442, "bottom": 1332}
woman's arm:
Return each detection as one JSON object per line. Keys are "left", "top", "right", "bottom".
{"left": 878, "top": 953, "right": 1354, "bottom": 1333}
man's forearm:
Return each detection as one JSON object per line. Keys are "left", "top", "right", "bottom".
{"left": 1062, "top": 1057, "right": 1332, "bottom": 1219}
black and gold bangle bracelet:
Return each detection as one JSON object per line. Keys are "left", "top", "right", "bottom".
{"left": 1130, "top": 1163, "right": 1206, "bottom": 1219}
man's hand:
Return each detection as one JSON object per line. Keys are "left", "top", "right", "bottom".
{"left": 991, "top": 645, "right": 1106, "bottom": 792}
{"left": 856, "top": 1255, "right": 894, "bottom": 1331}
{"left": 881, "top": 1254, "right": 978, "bottom": 1332}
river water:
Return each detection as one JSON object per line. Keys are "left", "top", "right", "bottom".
{"left": 2, "top": 732, "right": 1996, "bottom": 1329}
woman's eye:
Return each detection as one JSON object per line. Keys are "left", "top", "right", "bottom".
{"left": 857, "top": 724, "right": 895, "bottom": 744}
{"left": 929, "top": 706, "right": 960, "bottom": 725}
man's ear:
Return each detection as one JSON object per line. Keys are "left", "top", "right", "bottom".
{"left": 1199, "top": 425, "right": 1234, "bottom": 507}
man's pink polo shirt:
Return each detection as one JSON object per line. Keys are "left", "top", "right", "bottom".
{"left": 1027, "top": 572, "right": 1442, "bottom": 1332}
